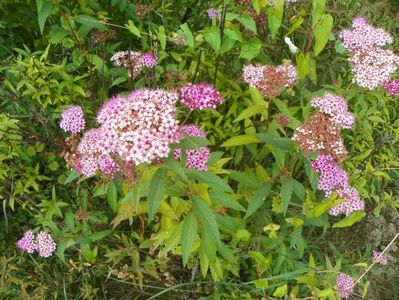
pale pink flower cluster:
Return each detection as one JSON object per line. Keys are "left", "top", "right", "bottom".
{"left": 311, "top": 154, "right": 364, "bottom": 217}
{"left": 336, "top": 273, "right": 354, "bottom": 299}
{"left": 372, "top": 250, "right": 388, "bottom": 265}
{"left": 242, "top": 65, "right": 266, "bottom": 87}
{"left": 59, "top": 106, "right": 85, "bottom": 134}
{"left": 207, "top": 8, "right": 220, "bottom": 20}
{"left": 110, "top": 50, "right": 157, "bottom": 77}
{"left": 75, "top": 129, "right": 120, "bottom": 177}
{"left": 17, "top": 230, "right": 56, "bottom": 258}
{"left": 339, "top": 18, "right": 399, "bottom": 89}
{"left": 174, "top": 125, "right": 210, "bottom": 171}
{"left": 311, "top": 93, "right": 355, "bottom": 129}
{"left": 74, "top": 89, "right": 179, "bottom": 176}
{"left": 242, "top": 63, "right": 297, "bottom": 98}
{"left": 383, "top": 80, "right": 399, "bottom": 95}
{"left": 180, "top": 83, "right": 223, "bottom": 110}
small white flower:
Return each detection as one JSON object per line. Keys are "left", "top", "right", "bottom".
{"left": 284, "top": 37, "right": 298, "bottom": 54}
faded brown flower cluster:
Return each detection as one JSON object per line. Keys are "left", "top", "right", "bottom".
{"left": 136, "top": 3, "right": 152, "bottom": 19}
{"left": 60, "top": 135, "right": 80, "bottom": 170}
{"left": 293, "top": 112, "right": 347, "bottom": 162}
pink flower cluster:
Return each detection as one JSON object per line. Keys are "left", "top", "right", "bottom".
{"left": 242, "top": 63, "right": 297, "bottom": 98}
{"left": 339, "top": 18, "right": 399, "bottom": 89}
{"left": 174, "top": 125, "right": 210, "bottom": 171}
{"left": 207, "top": 8, "right": 220, "bottom": 20}
{"left": 73, "top": 89, "right": 179, "bottom": 177}
{"left": 75, "top": 129, "right": 120, "bottom": 177}
{"left": 383, "top": 80, "right": 399, "bottom": 95}
{"left": 59, "top": 106, "right": 85, "bottom": 134}
{"left": 110, "top": 50, "right": 157, "bottom": 77}
{"left": 336, "top": 273, "right": 354, "bottom": 299}
{"left": 312, "top": 154, "right": 364, "bottom": 216}
{"left": 372, "top": 250, "right": 388, "bottom": 265}
{"left": 311, "top": 93, "right": 355, "bottom": 129}
{"left": 139, "top": 53, "right": 157, "bottom": 68}
{"left": 17, "top": 230, "right": 56, "bottom": 258}
{"left": 180, "top": 83, "right": 223, "bottom": 110}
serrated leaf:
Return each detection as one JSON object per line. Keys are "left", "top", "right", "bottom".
{"left": 76, "top": 15, "right": 108, "bottom": 31}
{"left": 147, "top": 168, "right": 168, "bottom": 220}
{"left": 193, "top": 196, "right": 221, "bottom": 262}
{"left": 221, "top": 135, "right": 260, "bottom": 147}
{"left": 158, "top": 25, "right": 166, "bottom": 50}
{"left": 245, "top": 183, "right": 272, "bottom": 218}
{"left": 313, "top": 14, "right": 333, "bottom": 56}
{"left": 181, "top": 213, "right": 198, "bottom": 266}
{"left": 238, "top": 15, "right": 257, "bottom": 33}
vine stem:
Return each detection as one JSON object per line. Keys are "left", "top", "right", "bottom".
{"left": 350, "top": 230, "right": 399, "bottom": 289}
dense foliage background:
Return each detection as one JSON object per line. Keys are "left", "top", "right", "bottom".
{"left": 1, "top": 0, "right": 399, "bottom": 299}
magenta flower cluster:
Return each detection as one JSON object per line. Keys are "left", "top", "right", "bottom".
{"left": 372, "top": 250, "right": 388, "bottom": 265}
{"left": 59, "top": 105, "right": 85, "bottom": 134}
{"left": 180, "top": 83, "right": 223, "bottom": 110}
{"left": 174, "top": 125, "right": 210, "bottom": 171}
{"left": 311, "top": 93, "right": 355, "bottom": 129}
{"left": 383, "top": 80, "right": 399, "bottom": 96}
{"left": 17, "top": 230, "right": 56, "bottom": 258}
{"left": 339, "top": 17, "right": 399, "bottom": 90}
{"left": 336, "top": 273, "right": 354, "bottom": 299}
{"left": 139, "top": 53, "right": 157, "bottom": 68}
{"left": 312, "top": 154, "right": 364, "bottom": 216}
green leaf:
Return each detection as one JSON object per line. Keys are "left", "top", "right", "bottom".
{"left": 221, "top": 135, "right": 260, "bottom": 147}
{"left": 126, "top": 20, "right": 141, "bottom": 37}
{"left": 204, "top": 25, "right": 221, "bottom": 53}
{"left": 312, "top": 0, "right": 326, "bottom": 28}
{"left": 193, "top": 196, "right": 221, "bottom": 261}
{"left": 76, "top": 15, "right": 108, "bottom": 31}
{"left": 111, "top": 200, "right": 135, "bottom": 228}
{"left": 36, "top": 0, "right": 56, "bottom": 34}
{"left": 64, "top": 171, "right": 80, "bottom": 184}
{"left": 296, "top": 52, "right": 311, "bottom": 79}
{"left": 245, "top": 183, "right": 272, "bottom": 218}
{"left": 281, "top": 177, "right": 294, "bottom": 215}
{"left": 164, "top": 157, "right": 188, "bottom": 182}
{"left": 268, "top": 0, "right": 284, "bottom": 39}
{"left": 313, "top": 14, "right": 333, "bottom": 56}
{"left": 240, "top": 38, "right": 262, "bottom": 60}
{"left": 186, "top": 169, "right": 232, "bottom": 192}
{"left": 224, "top": 26, "right": 243, "bottom": 42}
{"left": 180, "top": 23, "right": 194, "bottom": 48}
{"left": 273, "top": 285, "right": 287, "bottom": 298}
{"left": 209, "top": 190, "right": 245, "bottom": 212}
{"left": 179, "top": 135, "right": 210, "bottom": 150}
{"left": 107, "top": 182, "right": 118, "bottom": 213}
{"left": 158, "top": 25, "right": 166, "bottom": 50}
{"left": 238, "top": 15, "right": 257, "bottom": 33}
{"left": 257, "top": 133, "right": 294, "bottom": 151}
{"left": 181, "top": 213, "right": 198, "bottom": 266}
{"left": 147, "top": 168, "right": 168, "bottom": 220}
{"left": 234, "top": 105, "right": 265, "bottom": 122}
{"left": 332, "top": 211, "right": 367, "bottom": 228}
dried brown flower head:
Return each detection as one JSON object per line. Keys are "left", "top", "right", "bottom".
{"left": 293, "top": 112, "right": 347, "bottom": 162}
